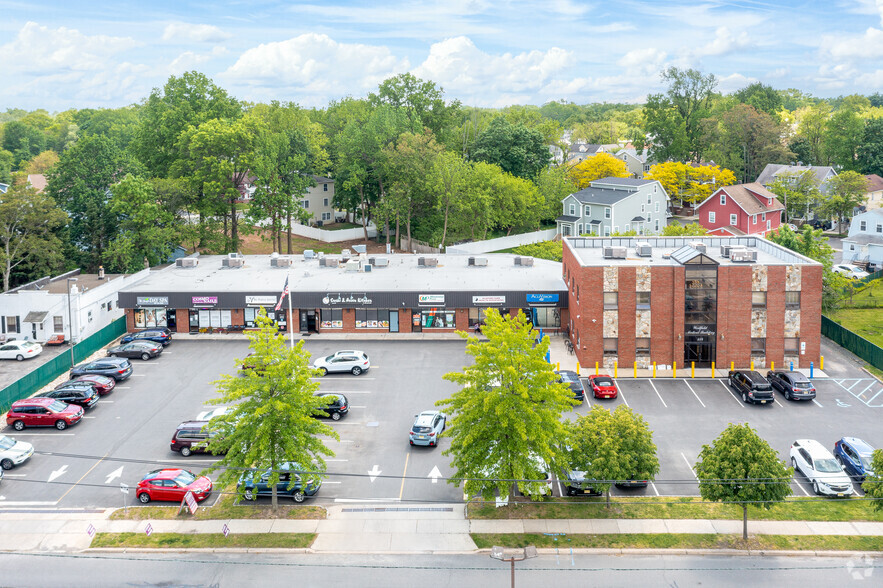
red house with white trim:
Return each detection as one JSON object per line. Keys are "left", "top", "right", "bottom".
{"left": 695, "top": 182, "right": 785, "bottom": 236}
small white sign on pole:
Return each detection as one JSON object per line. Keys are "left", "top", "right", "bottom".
{"left": 184, "top": 490, "right": 198, "bottom": 515}
{"left": 222, "top": 523, "right": 230, "bottom": 538}
{"left": 86, "top": 524, "right": 96, "bottom": 537}
{"left": 120, "top": 483, "right": 129, "bottom": 494}
{"left": 145, "top": 523, "right": 153, "bottom": 537}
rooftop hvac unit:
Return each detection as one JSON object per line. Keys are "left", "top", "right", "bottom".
{"left": 418, "top": 257, "right": 438, "bottom": 267}
{"left": 468, "top": 256, "right": 489, "bottom": 266}
{"left": 514, "top": 256, "right": 534, "bottom": 266}
{"left": 635, "top": 242, "right": 652, "bottom": 257}
{"left": 603, "top": 246, "right": 627, "bottom": 259}
{"left": 319, "top": 258, "right": 340, "bottom": 268}
{"left": 688, "top": 241, "right": 707, "bottom": 253}
{"left": 303, "top": 250, "right": 315, "bottom": 260}
{"left": 341, "top": 248, "right": 351, "bottom": 258}
{"left": 345, "top": 259, "right": 361, "bottom": 272}
{"left": 730, "top": 249, "right": 757, "bottom": 262}
{"left": 352, "top": 244, "right": 367, "bottom": 254}
{"left": 720, "top": 244, "right": 733, "bottom": 258}
{"left": 222, "top": 257, "right": 244, "bottom": 268}
{"left": 176, "top": 257, "right": 198, "bottom": 268}
{"left": 271, "top": 257, "right": 293, "bottom": 267}
{"left": 363, "top": 264, "right": 372, "bottom": 272}
{"left": 227, "top": 252, "right": 242, "bottom": 259}
{"left": 370, "top": 257, "right": 390, "bottom": 267}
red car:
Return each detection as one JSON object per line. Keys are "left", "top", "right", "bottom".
{"left": 74, "top": 374, "right": 116, "bottom": 395}
{"left": 136, "top": 468, "right": 213, "bottom": 504}
{"left": 6, "top": 398, "right": 84, "bottom": 430}
{"left": 588, "top": 375, "right": 618, "bottom": 399}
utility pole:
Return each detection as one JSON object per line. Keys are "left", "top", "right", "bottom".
{"left": 66, "top": 277, "right": 78, "bottom": 368}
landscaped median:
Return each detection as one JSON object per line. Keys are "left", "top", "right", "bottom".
{"left": 92, "top": 533, "right": 315, "bottom": 549}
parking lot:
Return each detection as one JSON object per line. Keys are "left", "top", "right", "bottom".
{"left": 0, "top": 339, "right": 880, "bottom": 508}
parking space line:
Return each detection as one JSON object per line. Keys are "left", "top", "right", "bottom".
{"left": 349, "top": 406, "right": 366, "bottom": 409}
{"left": 681, "top": 453, "right": 698, "bottom": 480}
{"left": 718, "top": 380, "right": 744, "bottom": 407}
{"left": 82, "top": 416, "right": 97, "bottom": 419}
{"left": 322, "top": 391, "right": 371, "bottom": 394}
{"left": 114, "top": 387, "right": 130, "bottom": 390}
{"left": 683, "top": 381, "right": 705, "bottom": 408}
{"left": 325, "top": 459, "right": 349, "bottom": 462}
{"left": 846, "top": 380, "right": 859, "bottom": 391}
{"left": 97, "top": 400, "right": 114, "bottom": 403}
{"left": 866, "top": 389, "right": 883, "bottom": 404}
{"left": 773, "top": 397, "right": 784, "bottom": 408}
{"left": 323, "top": 481, "right": 342, "bottom": 484}
{"left": 131, "top": 374, "right": 146, "bottom": 377}
{"left": 398, "top": 453, "right": 410, "bottom": 500}
{"left": 9, "top": 433, "right": 75, "bottom": 436}
{"left": 794, "top": 480, "right": 810, "bottom": 497}
{"left": 650, "top": 482, "right": 660, "bottom": 496}
{"left": 858, "top": 382, "right": 876, "bottom": 397}
{"left": 648, "top": 380, "right": 667, "bottom": 408}
{"left": 617, "top": 386, "right": 629, "bottom": 407}
{"left": 2, "top": 473, "right": 27, "bottom": 477}
{"left": 812, "top": 399, "right": 823, "bottom": 408}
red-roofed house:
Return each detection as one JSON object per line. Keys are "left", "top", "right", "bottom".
{"left": 695, "top": 183, "right": 785, "bottom": 236}
{"left": 27, "top": 174, "right": 47, "bottom": 193}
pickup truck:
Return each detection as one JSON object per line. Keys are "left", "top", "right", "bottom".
{"left": 727, "top": 370, "right": 774, "bottom": 405}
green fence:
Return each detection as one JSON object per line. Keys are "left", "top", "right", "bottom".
{"left": 0, "top": 317, "right": 127, "bottom": 411}
{"left": 857, "top": 269, "right": 883, "bottom": 286}
{"left": 821, "top": 315, "right": 883, "bottom": 371}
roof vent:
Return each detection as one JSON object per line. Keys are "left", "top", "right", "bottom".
{"left": 720, "top": 244, "right": 733, "bottom": 258}
{"left": 271, "top": 256, "right": 293, "bottom": 267}
{"left": 468, "top": 256, "right": 489, "bottom": 266}
{"left": 352, "top": 244, "right": 367, "bottom": 254}
{"left": 635, "top": 242, "right": 652, "bottom": 257}
{"left": 341, "top": 249, "right": 351, "bottom": 261}
{"left": 418, "top": 257, "right": 438, "bottom": 267}
{"left": 363, "top": 264, "right": 372, "bottom": 272}
{"left": 303, "top": 250, "right": 315, "bottom": 260}
{"left": 222, "top": 256, "right": 243, "bottom": 268}
{"left": 319, "top": 258, "right": 340, "bottom": 268}
{"left": 369, "top": 257, "right": 389, "bottom": 267}
{"left": 514, "top": 256, "right": 534, "bottom": 266}
{"left": 730, "top": 248, "right": 757, "bottom": 262}
{"left": 176, "top": 258, "right": 198, "bottom": 268}
{"left": 688, "top": 241, "right": 707, "bottom": 254}
{"left": 603, "top": 246, "right": 627, "bottom": 259}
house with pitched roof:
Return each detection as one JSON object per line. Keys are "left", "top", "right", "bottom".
{"left": 26, "top": 174, "right": 47, "bottom": 193}
{"left": 755, "top": 164, "right": 838, "bottom": 193}
{"left": 843, "top": 208, "right": 883, "bottom": 271}
{"left": 694, "top": 183, "right": 785, "bottom": 236}
{"left": 614, "top": 148, "right": 653, "bottom": 178}
{"left": 555, "top": 177, "right": 670, "bottom": 237}
{"left": 863, "top": 174, "right": 883, "bottom": 210}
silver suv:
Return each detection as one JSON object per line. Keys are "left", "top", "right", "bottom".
{"left": 790, "top": 439, "right": 853, "bottom": 497}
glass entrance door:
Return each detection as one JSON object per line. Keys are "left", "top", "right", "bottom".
{"left": 388, "top": 311, "right": 399, "bottom": 332}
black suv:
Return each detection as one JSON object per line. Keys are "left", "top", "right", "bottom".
{"left": 727, "top": 370, "right": 774, "bottom": 405}
{"left": 170, "top": 420, "right": 223, "bottom": 457}
{"left": 560, "top": 467, "right": 602, "bottom": 496}
{"left": 70, "top": 357, "right": 133, "bottom": 381}
{"left": 556, "top": 370, "right": 586, "bottom": 402}
{"left": 37, "top": 386, "right": 100, "bottom": 409}
{"left": 121, "top": 328, "right": 172, "bottom": 346}
{"left": 313, "top": 393, "right": 349, "bottom": 420}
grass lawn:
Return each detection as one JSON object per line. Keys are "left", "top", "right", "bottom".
{"left": 467, "top": 496, "right": 883, "bottom": 522}
{"left": 838, "top": 278, "right": 883, "bottom": 309}
{"left": 323, "top": 221, "right": 362, "bottom": 231}
{"left": 91, "top": 532, "right": 315, "bottom": 549}
{"left": 825, "top": 308, "right": 883, "bottom": 348}
{"left": 471, "top": 533, "right": 883, "bottom": 551}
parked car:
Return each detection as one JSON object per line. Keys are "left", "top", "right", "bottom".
{"left": 834, "top": 437, "right": 877, "bottom": 483}
{"left": 67, "top": 374, "right": 115, "bottom": 395}
{"left": 465, "top": 453, "right": 553, "bottom": 505}
{"left": 238, "top": 462, "right": 321, "bottom": 503}
{"left": 808, "top": 218, "right": 832, "bottom": 230}
{"left": 196, "top": 406, "right": 233, "bottom": 422}
{"left": 70, "top": 357, "right": 133, "bottom": 381}
{"left": 409, "top": 410, "right": 446, "bottom": 447}
{"left": 832, "top": 264, "right": 870, "bottom": 280}
{"left": 0, "top": 435, "right": 34, "bottom": 470}
{"left": 790, "top": 439, "right": 854, "bottom": 497}
{"left": 120, "top": 328, "right": 172, "bottom": 346}
{"left": 559, "top": 467, "right": 602, "bottom": 496}
{"left": 313, "top": 393, "right": 349, "bottom": 421}
{"left": 587, "top": 375, "right": 617, "bottom": 399}
{"left": 136, "top": 468, "right": 212, "bottom": 504}
{"left": 6, "top": 398, "right": 84, "bottom": 431}
{"left": 615, "top": 478, "right": 650, "bottom": 489}
{"left": 0, "top": 340, "right": 42, "bottom": 361}
{"left": 37, "top": 386, "right": 99, "bottom": 410}
{"left": 170, "top": 420, "right": 222, "bottom": 457}
{"left": 313, "top": 350, "right": 370, "bottom": 376}
{"left": 766, "top": 370, "right": 816, "bottom": 401}
{"left": 107, "top": 341, "right": 163, "bottom": 361}
{"left": 556, "top": 370, "right": 585, "bottom": 402}
{"left": 727, "top": 370, "right": 774, "bottom": 405}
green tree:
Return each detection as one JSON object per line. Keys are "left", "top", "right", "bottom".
{"left": 73, "top": 106, "right": 141, "bottom": 150}
{"left": 511, "top": 240, "right": 562, "bottom": 262}
{"left": 567, "top": 405, "right": 660, "bottom": 505}
{"left": 795, "top": 103, "right": 832, "bottom": 165}
{"left": 535, "top": 165, "right": 578, "bottom": 223}
{"left": 862, "top": 449, "right": 883, "bottom": 510}
{"left": 202, "top": 310, "right": 338, "bottom": 509}
{"left": 715, "top": 104, "right": 794, "bottom": 184}
{"left": 0, "top": 177, "right": 67, "bottom": 291}
{"left": 24, "top": 150, "right": 59, "bottom": 175}
{"left": 569, "top": 152, "right": 629, "bottom": 189}
{"left": 429, "top": 150, "right": 469, "bottom": 248}
{"left": 822, "top": 171, "right": 868, "bottom": 232}
{"left": 733, "top": 83, "right": 783, "bottom": 117}
{"left": 694, "top": 423, "right": 792, "bottom": 539}
{"left": 857, "top": 118, "right": 883, "bottom": 177}
{"left": 644, "top": 67, "right": 718, "bottom": 163}
{"left": 0, "top": 150, "right": 13, "bottom": 183}
{"left": 824, "top": 108, "right": 864, "bottom": 170}
{"left": 1, "top": 120, "right": 46, "bottom": 169}
{"left": 469, "top": 116, "right": 550, "bottom": 180}
{"left": 766, "top": 170, "right": 821, "bottom": 222}
{"left": 661, "top": 222, "right": 708, "bottom": 236}
{"left": 369, "top": 73, "right": 461, "bottom": 146}
{"left": 437, "top": 309, "right": 577, "bottom": 503}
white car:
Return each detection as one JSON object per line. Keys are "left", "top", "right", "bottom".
{"left": 790, "top": 439, "right": 854, "bottom": 497}
{"left": 313, "top": 350, "right": 370, "bottom": 376}
{"left": 0, "top": 340, "right": 42, "bottom": 361}
{"left": 832, "top": 264, "right": 870, "bottom": 280}
{"left": 0, "top": 435, "right": 35, "bottom": 470}
{"left": 196, "top": 406, "right": 232, "bottom": 422}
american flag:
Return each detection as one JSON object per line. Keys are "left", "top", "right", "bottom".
{"left": 274, "top": 276, "right": 290, "bottom": 311}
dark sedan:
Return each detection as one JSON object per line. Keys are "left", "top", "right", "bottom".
{"left": 70, "top": 357, "right": 133, "bottom": 381}
{"left": 312, "top": 393, "right": 348, "bottom": 421}
{"left": 107, "top": 341, "right": 163, "bottom": 361}
{"left": 766, "top": 370, "right": 816, "bottom": 400}
{"left": 238, "top": 462, "right": 321, "bottom": 503}
{"left": 120, "top": 328, "right": 172, "bottom": 346}
{"left": 37, "top": 386, "right": 99, "bottom": 409}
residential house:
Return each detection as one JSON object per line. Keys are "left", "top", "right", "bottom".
{"left": 556, "top": 177, "right": 670, "bottom": 237}
{"left": 0, "top": 182, "right": 8, "bottom": 194}
{"left": 694, "top": 183, "right": 785, "bottom": 236}
{"left": 755, "top": 164, "right": 838, "bottom": 194}
{"left": 863, "top": 174, "right": 883, "bottom": 210}
{"left": 565, "top": 143, "right": 618, "bottom": 165}
{"left": 26, "top": 174, "right": 47, "bottom": 193}
{"left": 842, "top": 209, "right": 883, "bottom": 271}
{"left": 299, "top": 176, "right": 337, "bottom": 226}
{"left": 614, "top": 148, "right": 653, "bottom": 179}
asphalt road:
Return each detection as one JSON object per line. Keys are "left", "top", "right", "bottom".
{"left": 0, "top": 339, "right": 880, "bottom": 508}
{"left": 0, "top": 552, "right": 877, "bottom": 587}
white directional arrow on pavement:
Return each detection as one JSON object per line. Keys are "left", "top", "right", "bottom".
{"left": 368, "top": 464, "right": 382, "bottom": 482}
{"left": 105, "top": 466, "right": 124, "bottom": 484}
{"left": 48, "top": 465, "right": 68, "bottom": 483}
{"left": 427, "top": 465, "right": 442, "bottom": 484}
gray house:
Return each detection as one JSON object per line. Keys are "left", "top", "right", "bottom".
{"left": 556, "top": 178, "right": 670, "bottom": 237}
{"left": 755, "top": 164, "right": 838, "bottom": 194}
{"left": 614, "top": 148, "right": 653, "bottom": 179}
{"left": 842, "top": 208, "right": 883, "bottom": 271}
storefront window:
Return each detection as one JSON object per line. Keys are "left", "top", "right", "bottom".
{"left": 468, "top": 308, "right": 487, "bottom": 327}
{"left": 134, "top": 308, "right": 167, "bottom": 328}
{"left": 355, "top": 309, "right": 390, "bottom": 329}
{"left": 321, "top": 309, "right": 343, "bottom": 329}
{"left": 244, "top": 308, "right": 274, "bottom": 327}
{"left": 421, "top": 309, "right": 455, "bottom": 329}
{"left": 532, "top": 308, "right": 560, "bottom": 328}
{"left": 196, "top": 309, "right": 231, "bottom": 328}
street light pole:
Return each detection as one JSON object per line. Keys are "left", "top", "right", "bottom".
{"left": 490, "top": 545, "right": 538, "bottom": 588}
{"left": 67, "top": 277, "right": 78, "bottom": 368}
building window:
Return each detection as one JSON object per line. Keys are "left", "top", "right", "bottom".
{"left": 578, "top": 223, "right": 583, "bottom": 235}
{"left": 751, "top": 338, "right": 765, "bottom": 356}
{"left": 860, "top": 220, "right": 867, "bottom": 231}
{"left": 604, "top": 226, "right": 611, "bottom": 236}
{"left": 720, "top": 193, "right": 726, "bottom": 205}
{"left": 784, "top": 337, "right": 799, "bottom": 354}
{"left": 709, "top": 211, "right": 716, "bottom": 223}
{"left": 134, "top": 309, "right": 167, "bottom": 329}
{"left": 655, "top": 201, "right": 659, "bottom": 213}
{"left": 625, "top": 223, "right": 630, "bottom": 232}
{"left": 323, "top": 183, "right": 328, "bottom": 192}
{"left": 636, "top": 292, "right": 650, "bottom": 309}
{"left": 647, "top": 193, "right": 651, "bottom": 204}
{"left": 614, "top": 226, "right": 619, "bottom": 233}
{"left": 766, "top": 220, "right": 771, "bottom": 231}
{"left": 323, "top": 198, "right": 329, "bottom": 206}
{"left": 605, "top": 207, "right": 611, "bottom": 219}
{"left": 302, "top": 200, "right": 309, "bottom": 208}
{"left": 730, "top": 214, "right": 737, "bottom": 226}
{"left": 751, "top": 292, "right": 767, "bottom": 308}
{"left": 785, "top": 291, "right": 801, "bottom": 309}
{"left": 603, "top": 292, "right": 618, "bottom": 309}
{"left": 585, "top": 205, "right": 591, "bottom": 217}
{"left": 5, "top": 316, "right": 18, "bottom": 333}
{"left": 576, "top": 285, "right": 580, "bottom": 304}
{"left": 762, "top": 212, "right": 766, "bottom": 222}
{"left": 420, "top": 309, "right": 455, "bottom": 329}
{"left": 53, "top": 316, "right": 64, "bottom": 332}
{"left": 320, "top": 309, "right": 343, "bottom": 329}
{"left": 603, "top": 338, "right": 618, "bottom": 355}
{"left": 655, "top": 219, "right": 660, "bottom": 232}
{"left": 877, "top": 223, "right": 882, "bottom": 233}
{"left": 753, "top": 215, "right": 757, "bottom": 224}
{"left": 569, "top": 203, "right": 575, "bottom": 215}
{"left": 636, "top": 338, "right": 650, "bottom": 355}
{"left": 355, "top": 309, "right": 390, "bottom": 329}
{"left": 322, "top": 212, "right": 332, "bottom": 221}
{"left": 532, "top": 307, "right": 561, "bottom": 328}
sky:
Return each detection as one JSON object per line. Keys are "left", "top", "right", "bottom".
{"left": 1, "top": 0, "right": 882, "bottom": 112}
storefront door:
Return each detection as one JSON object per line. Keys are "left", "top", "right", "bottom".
{"left": 411, "top": 310, "right": 421, "bottom": 332}
{"left": 388, "top": 311, "right": 399, "bottom": 332}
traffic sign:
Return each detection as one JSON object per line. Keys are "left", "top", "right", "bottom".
{"left": 120, "top": 483, "right": 129, "bottom": 494}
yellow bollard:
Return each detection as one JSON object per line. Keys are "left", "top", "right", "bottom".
{"left": 556, "top": 362, "right": 560, "bottom": 372}
{"left": 771, "top": 361, "right": 774, "bottom": 371}
{"left": 576, "top": 361, "right": 580, "bottom": 376}
{"left": 595, "top": 362, "right": 599, "bottom": 376}
{"left": 634, "top": 362, "right": 637, "bottom": 378}
{"left": 711, "top": 361, "right": 715, "bottom": 378}
{"left": 691, "top": 361, "right": 695, "bottom": 378}
{"left": 820, "top": 356, "right": 824, "bottom": 370}
{"left": 614, "top": 360, "right": 618, "bottom": 378}
{"left": 751, "top": 360, "right": 754, "bottom": 371}
{"left": 673, "top": 361, "right": 677, "bottom": 379}
{"left": 731, "top": 361, "right": 734, "bottom": 372}
{"left": 653, "top": 362, "right": 657, "bottom": 378}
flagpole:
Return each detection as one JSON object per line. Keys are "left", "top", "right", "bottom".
{"left": 287, "top": 268, "right": 294, "bottom": 350}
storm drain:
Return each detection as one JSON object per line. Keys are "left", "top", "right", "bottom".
{"left": 342, "top": 507, "right": 454, "bottom": 513}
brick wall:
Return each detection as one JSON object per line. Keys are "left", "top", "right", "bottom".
{"left": 618, "top": 267, "right": 636, "bottom": 365}
{"left": 718, "top": 265, "right": 752, "bottom": 368}
{"left": 766, "top": 266, "right": 786, "bottom": 365}
{"left": 649, "top": 266, "right": 677, "bottom": 366}
{"left": 800, "top": 264, "right": 823, "bottom": 367}
{"left": 125, "top": 309, "right": 135, "bottom": 332}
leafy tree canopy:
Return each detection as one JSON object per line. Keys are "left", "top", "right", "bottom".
{"left": 469, "top": 116, "right": 550, "bottom": 180}
{"left": 568, "top": 152, "right": 629, "bottom": 189}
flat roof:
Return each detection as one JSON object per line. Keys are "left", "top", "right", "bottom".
{"left": 564, "top": 236, "right": 821, "bottom": 267}
{"left": 120, "top": 254, "right": 567, "bottom": 294}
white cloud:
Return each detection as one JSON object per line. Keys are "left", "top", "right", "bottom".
{"left": 820, "top": 27, "right": 883, "bottom": 60}
{"left": 548, "top": 0, "right": 591, "bottom": 16}
{"left": 0, "top": 21, "right": 138, "bottom": 74}
{"left": 617, "top": 47, "right": 667, "bottom": 76}
{"left": 716, "top": 73, "right": 755, "bottom": 93}
{"left": 411, "top": 36, "right": 572, "bottom": 103}
{"left": 693, "top": 27, "right": 751, "bottom": 58}
{"left": 223, "top": 33, "right": 408, "bottom": 94}
{"left": 162, "top": 22, "right": 231, "bottom": 43}
{"left": 168, "top": 46, "right": 229, "bottom": 75}
{"left": 767, "top": 67, "right": 788, "bottom": 79}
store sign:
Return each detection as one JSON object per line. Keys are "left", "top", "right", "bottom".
{"left": 472, "top": 295, "right": 505, "bottom": 305}
{"left": 245, "top": 296, "right": 276, "bottom": 306}
{"left": 686, "top": 324, "right": 715, "bottom": 335}
{"left": 192, "top": 296, "right": 218, "bottom": 306}
{"left": 418, "top": 294, "right": 445, "bottom": 306}
{"left": 526, "top": 293, "right": 559, "bottom": 303}
{"left": 322, "top": 293, "right": 373, "bottom": 306}
{"left": 136, "top": 296, "right": 168, "bottom": 306}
